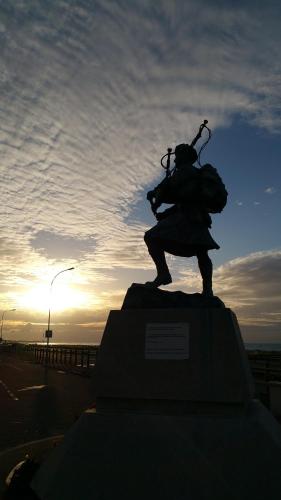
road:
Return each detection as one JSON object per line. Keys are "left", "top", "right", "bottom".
{"left": 0, "top": 349, "right": 95, "bottom": 452}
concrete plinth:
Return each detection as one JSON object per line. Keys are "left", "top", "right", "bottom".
{"left": 31, "top": 306, "right": 281, "bottom": 499}
{"left": 95, "top": 308, "right": 254, "bottom": 408}
{"left": 32, "top": 402, "right": 281, "bottom": 500}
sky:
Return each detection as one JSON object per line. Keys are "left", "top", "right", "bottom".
{"left": 0, "top": 0, "right": 280, "bottom": 345}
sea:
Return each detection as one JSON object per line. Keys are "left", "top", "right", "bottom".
{"left": 245, "top": 343, "right": 281, "bottom": 352}
{"left": 17, "top": 340, "right": 281, "bottom": 352}
{"left": 23, "top": 341, "right": 100, "bottom": 347}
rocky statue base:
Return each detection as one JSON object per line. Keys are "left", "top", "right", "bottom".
{"left": 122, "top": 283, "right": 225, "bottom": 309}
{"left": 32, "top": 286, "right": 281, "bottom": 500}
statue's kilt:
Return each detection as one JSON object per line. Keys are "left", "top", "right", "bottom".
{"left": 145, "top": 210, "right": 219, "bottom": 257}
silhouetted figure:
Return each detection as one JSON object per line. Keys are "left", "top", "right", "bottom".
{"left": 144, "top": 138, "right": 227, "bottom": 296}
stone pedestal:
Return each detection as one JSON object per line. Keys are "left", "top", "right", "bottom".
{"left": 95, "top": 307, "right": 254, "bottom": 410}
{"left": 32, "top": 402, "right": 281, "bottom": 500}
{"left": 31, "top": 291, "right": 281, "bottom": 500}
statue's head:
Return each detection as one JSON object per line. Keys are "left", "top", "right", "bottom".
{"left": 174, "top": 144, "right": 198, "bottom": 166}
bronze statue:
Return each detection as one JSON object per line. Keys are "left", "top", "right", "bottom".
{"left": 144, "top": 121, "right": 227, "bottom": 296}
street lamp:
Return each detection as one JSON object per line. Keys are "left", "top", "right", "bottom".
{"left": 0, "top": 309, "right": 16, "bottom": 342}
{"left": 46, "top": 267, "right": 74, "bottom": 346}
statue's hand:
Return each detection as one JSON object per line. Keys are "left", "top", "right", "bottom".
{"left": 146, "top": 190, "right": 155, "bottom": 202}
{"left": 155, "top": 211, "right": 165, "bottom": 221}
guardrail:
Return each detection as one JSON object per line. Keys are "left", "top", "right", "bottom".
{"left": 5, "top": 342, "right": 281, "bottom": 382}
{"left": 30, "top": 347, "right": 281, "bottom": 381}
{"left": 247, "top": 351, "right": 281, "bottom": 382}
{"left": 247, "top": 351, "right": 281, "bottom": 413}
{"left": 25, "top": 345, "right": 99, "bottom": 375}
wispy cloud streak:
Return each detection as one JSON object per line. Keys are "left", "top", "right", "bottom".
{"left": 0, "top": 1, "right": 280, "bottom": 340}
{"left": 175, "top": 250, "right": 281, "bottom": 339}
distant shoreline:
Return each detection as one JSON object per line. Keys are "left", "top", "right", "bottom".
{"left": 2, "top": 340, "right": 100, "bottom": 347}
{"left": 245, "top": 343, "right": 281, "bottom": 352}
{"left": 3, "top": 340, "right": 281, "bottom": 352}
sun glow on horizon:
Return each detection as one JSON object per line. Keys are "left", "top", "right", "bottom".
{"left": 18, "top": 283, "right": 92, "bottom": 313}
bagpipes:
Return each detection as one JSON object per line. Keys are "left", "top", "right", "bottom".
{"left": 160, "top": 119, "right": 211, "bottom": 178}
{"left": 147, "top": 120, "right": 212, "bottom": 215}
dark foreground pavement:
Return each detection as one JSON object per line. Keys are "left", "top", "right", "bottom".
{"left": 0, "top": 349, "right": 95, "bottom": 452}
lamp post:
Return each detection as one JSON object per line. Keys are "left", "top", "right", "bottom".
{"left": 46, "top": 267, "right": 74, "bottom": 347}
{"left": 0, "top": 309, "right": 16, "bottom": 342}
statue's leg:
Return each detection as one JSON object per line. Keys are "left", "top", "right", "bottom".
{"left": 144, "top": 233, "right": 172, "bottom": 287}
{"left": 197, "top": 250, "right": 213, "bottom": 297}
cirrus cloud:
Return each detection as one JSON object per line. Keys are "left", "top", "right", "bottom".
{"left": 175, "top": 249, "right": 281, "bottom": 342}
{"left": 0, "top": 0, "right": 280, "bottom": 342}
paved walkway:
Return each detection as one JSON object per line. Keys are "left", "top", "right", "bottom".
{"left": 0, "top": 350, "right": 95, "bottom": 452}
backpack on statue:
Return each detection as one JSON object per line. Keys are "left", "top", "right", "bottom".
{"left": 199, "top": 164, "right": 228, "bottom": 213}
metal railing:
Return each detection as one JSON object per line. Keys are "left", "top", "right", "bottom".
{"left": 6, "top": 343, "right": 281, "bottom": 382}
{"left": 247, "top": 351, "right": 281, "bottom": 382}
{"left": 25, "top": 344, "right": 99, "bottom": 375}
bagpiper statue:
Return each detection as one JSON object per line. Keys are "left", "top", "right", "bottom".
{"left": 144, "top": 120, "right": 227, "bottom": 297}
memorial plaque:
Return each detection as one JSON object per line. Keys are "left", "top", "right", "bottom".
{"left": 145, "top": 323, "right": 189, "bottom": 359}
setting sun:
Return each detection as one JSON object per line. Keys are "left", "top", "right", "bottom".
{"left": 19, "top": 283, "right": 89, "bottom": 313}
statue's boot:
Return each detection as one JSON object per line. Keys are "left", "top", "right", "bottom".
{"left": 144, "top": 242, "right": 172, "bottom": 288}
{"left": 145, "top": 272, "right": 172, "bottom": 288}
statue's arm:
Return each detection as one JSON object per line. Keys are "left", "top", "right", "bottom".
{"left": 146, "top": 177, "right": 172, "bottom": 213}
{"left": 146, "top": 183, "right": 163, "bottom": 213}
{"left": 155, "top": 204, "right": 177, "bottom": 221}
